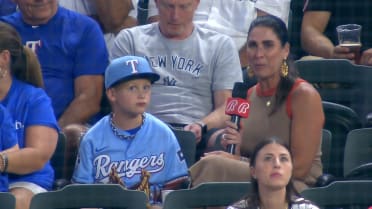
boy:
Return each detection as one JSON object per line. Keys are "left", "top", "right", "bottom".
{"left": 72, "top": 56, "right": 189, "bottom": 205}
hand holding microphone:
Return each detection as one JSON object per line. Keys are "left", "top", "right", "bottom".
{"left": 224, "top": 82, "right": 250, "bottom": 154}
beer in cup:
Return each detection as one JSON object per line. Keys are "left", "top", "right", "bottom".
{"left": 336, "top": 24, "right": 362, "bottom": 64}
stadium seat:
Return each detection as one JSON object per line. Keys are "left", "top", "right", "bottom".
{"left": 162, "top": 182, "right": 252, "bottom": 209}
{"left": 0, "top": 192, "right": 15, "bottom": 209}
{"left": 172, "top": 128, "right": 196, "bottom": 167}
{"left": 301, "top": 180, "right": 372, "bottom": 209}
{"left": 295, "top": 59, "right": 372, "bottom": 126}
{"left": 343, "top": 128, "right": 372, "bottom": 179}
{"left": 321, "top": 101, "right": 362, "bottom": 177}
{"left": 29, "top": 184, "right": 148, "bottom": 209}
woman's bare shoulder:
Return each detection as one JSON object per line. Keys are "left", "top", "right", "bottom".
{"left": 291, "top": 81, "right": 321, "bottom": 102}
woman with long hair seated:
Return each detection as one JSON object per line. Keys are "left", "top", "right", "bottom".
{"left": 0, "top": 22, "right": 59, "bottom": 209}
{"left": 227, "top": 137, "right": 319, "bottom": 209}
{"left": 189, "top": 15, "right": 324, "bottom": 192}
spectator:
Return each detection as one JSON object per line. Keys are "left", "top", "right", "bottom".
{"left": 111, "top": 0, "right": 243, "bottom": 149}
{"left": 0, "top": 22, "right": 59, "bottom": 209}
{"left": 301, "top": 0, "right": 372, "bottom": 65}
{"left": 59, "top": 0, "right": 137, "bottom": 52}
{"left": 148, "top": 0, "right": 293, "bottom": 45}
{"left": 0, "top": 0, "right": 16, "bottom": 16}
{"left": 72, "top": 56, "right": 189, "bottom": 207}
{"left": 227, "top": 137, "right": 320, "bottom": 209}
{"left": 0, "top": 104, "right": 19, "bottom": 192}
{"left": 189, "top": 15, "right": 324, "bottom": 192}
{"left": 239, "top": 0, "right": 291, "bottom": 69}
{"left": 147, "top": 0, "right": 291, "bottom": 87}
{"left": 0, "top": 0, "right": 109, "bottom": 179}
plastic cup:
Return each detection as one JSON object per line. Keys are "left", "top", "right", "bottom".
{"left": 336, "top": 24, "right": 362, "bottom": 63}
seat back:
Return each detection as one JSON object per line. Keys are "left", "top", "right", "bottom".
{"left": 344, "top": 128, "right": 372, "bottom": 178}
{"left": 322, "top": 101, "right": 362, "bottom": 177}
{"left": 172, "top": 128, "right": 196, "bottom": 167}
{"left": 50, "top": 132, "right": 66, "bottom": 180}
{"left": 295, "top": 59, "right": 372, "bottom": 126}
{"left": 0, "top": 192, "right": 15, "bottom": 209}
{"left": 321, "top": 129, "right": 332, "bottom": 174}
{"left": 162, "top": 182, "right": 252, "bottom": 209}
{"left": 29, "top": 184, "right": 148, "bottom": 209}
{"left": 301, "top": 180, "right": 372, "bottom": 209}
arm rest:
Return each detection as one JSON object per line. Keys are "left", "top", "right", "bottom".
{"left": 315, "top": 173, "right": 335, "bottom": 187}
{"left": 53, "top": 178, "right": 71, "bottom": 190}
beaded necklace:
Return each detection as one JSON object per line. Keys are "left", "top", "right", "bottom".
{"left": 109, "top": 113, "right": 145, "bottom": 140}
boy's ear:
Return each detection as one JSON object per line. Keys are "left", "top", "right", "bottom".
{"left": 106, "top": 88, "right": 116, "bottom": 103}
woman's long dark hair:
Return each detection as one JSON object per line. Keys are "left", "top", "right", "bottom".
{"left": 242, "top": 137, "right": 299, "bottom": 209}
{"left": 248, "top": 15, "right": 298, "bottom": 115}
{"left": 0, "top": 22, "right": 44, "bottom": 88}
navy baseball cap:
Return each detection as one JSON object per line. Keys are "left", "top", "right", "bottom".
{"left": 105, "top": 56, "right": 160, "bottom": 89}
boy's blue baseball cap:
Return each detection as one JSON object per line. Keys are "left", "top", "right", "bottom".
{"left": 105, "top": 56, "right": 160, "bottom": 89}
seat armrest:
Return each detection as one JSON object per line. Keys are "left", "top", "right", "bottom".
{"left": 53, "top": 178, "right": 71, "bottom": 190}
{"left": 315, "top": 173, "right": 335, "bottom": 187}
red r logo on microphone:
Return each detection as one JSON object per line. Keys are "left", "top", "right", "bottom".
{"left": 225, "top": 99, "right": 239, "bottom": 113}
{"left": 225, "top": 98, "right": 250, "bottom": 118}
{"left": 238, "top": 102, "right": 250, "bottom": 114}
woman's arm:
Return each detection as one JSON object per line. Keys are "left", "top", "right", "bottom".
{"left": 2, "top": 144, "right": 19, "bottom": 153}
{"left": 290, "top": 82, "right": 324, "bottom": 180}
{"left": 5, "top": 126, "right": 58, "bottom": 174}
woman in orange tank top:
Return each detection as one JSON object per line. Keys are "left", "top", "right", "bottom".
{"left": 189, "top": 15, "right": 324, "bottom": 192}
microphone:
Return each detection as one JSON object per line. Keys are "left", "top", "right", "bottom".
{"left": 225, "top": 82, "right": 250, "bottom": 154}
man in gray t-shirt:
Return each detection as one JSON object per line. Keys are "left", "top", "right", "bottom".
{"left": 110, "top": 0, "right": 242, "bottom": 144}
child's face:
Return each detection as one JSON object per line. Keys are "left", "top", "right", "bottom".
{"left": 109, "top": 78, "right": 152, "bottom": 116}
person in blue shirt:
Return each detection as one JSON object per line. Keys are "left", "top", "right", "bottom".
{"left": 0, "top": 0, "right": 16, "bottom": 16}
{"left": 0, "top": 0, "right": 109, "bottom": 180}
{"left": 0, "top": 104, "right": 19, "bottom": 192}
{"left": 73, "top": 56, "right": 189, "bottom": 207}
{"left": 0, "top": 22, "right": 59, "bottom": 209}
